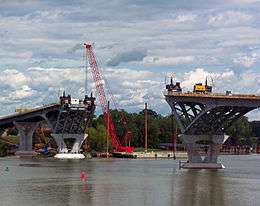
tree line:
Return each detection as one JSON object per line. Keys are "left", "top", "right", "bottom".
{"left": 1, "top": 109, "right": 260, "bottom": 155}
{"left": 87, "top": 109, "right": 260, "bottom": 152}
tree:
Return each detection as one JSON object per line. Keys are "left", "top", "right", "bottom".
{"left": 87, "top": 125, "right": 112, "bottom": 152}
{"left": 226, "top": 116, "right": 253, "bottom": 146}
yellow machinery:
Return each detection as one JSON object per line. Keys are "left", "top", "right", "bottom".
{"left": 15, "top": 107, "right": 32, "bottom": 113}
{"left": 193, "top": 79, "right": 212, "bottom": 93}
{"left": 194, "top": 84, "right": 206, "bottom": 92}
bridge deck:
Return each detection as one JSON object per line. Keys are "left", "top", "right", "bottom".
{"left": 0, "top": 103, "right": 61, "bottom": 128}
{"left": 0, "top": 103, "right": 60, "bottom": 120}
{"left": 164, "top": 91, "right": 260, "bottom": 100}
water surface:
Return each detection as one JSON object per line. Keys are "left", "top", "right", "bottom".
{"left": 0, "top": 155, "right": 260, "bottom": 206}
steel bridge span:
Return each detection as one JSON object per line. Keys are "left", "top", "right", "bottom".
{"left": 165, "top": 82, "right": 260, "bottom": 169}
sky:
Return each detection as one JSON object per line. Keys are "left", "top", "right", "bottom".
{"left": 0, "top": 0, "right": 260, "bottom": 119}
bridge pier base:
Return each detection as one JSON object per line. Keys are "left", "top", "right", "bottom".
{"left": 180, "top": 134, "right": 227, "bottom": 169}
{"left": 52, "top": 133, "right": 87, "bottom": 159}
{"left": 14, "top": 121, "right": 39, "bottom": 156}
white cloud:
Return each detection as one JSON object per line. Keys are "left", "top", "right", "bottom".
{"left": 233, "top": 55, "right": 257, "bottom": 67}
{"left": 104, "top": 68, "right": 154, "bottom": 81}
{"left": 208, "top": 11, "right": 253, "bottom": 27}
{"left": 1, "top": 66, "right": 260, "bottom": 120}
{"left": 229, "top": 0, "right": 260, "bottom": 3}
{"left": 9, "top": 85, "right": 35, "bottom": 100}
{"left": 0, "top": 1, "right": 260, "bottom": 120}
{"left": 0, "top": 69, "right": 29, "bottom": 88}
{"left": 143, "top": 56, "right": 195, "bottom": 66}
{"left": 174, "top": 14, "right": 197, "bottom": 23}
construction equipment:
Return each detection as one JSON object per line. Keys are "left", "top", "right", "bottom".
{"left": 193, "top": 79, "right": 212, "bottom": 94}
{"left": 15, "top": 107, "right": 32, "bottom": 113}
{"left": 166, "top": 77, "right": 182, "bottom": 92}
{"left": 84, "top": 43, "right": 133, "bottom": 153}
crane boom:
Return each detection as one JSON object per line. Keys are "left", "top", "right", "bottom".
{"left": 84, "top": 43, "right": 133, "bottom": 153}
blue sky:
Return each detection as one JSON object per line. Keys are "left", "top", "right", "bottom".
{"left": 0, "top": 0, "right": 260, "bottom": 119}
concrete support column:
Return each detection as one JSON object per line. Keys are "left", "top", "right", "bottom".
{"left": 51, "top": 134, "right": 68, "bottom": 153}
{"left": 185, "top": 143, "right": 203, "bottom": 163}
{"left": 14, "top": 121, "right": 39, "bottom": 156}
{"left": 51, "top": 133, "right": 87, "bottom": 154}
{"left": 180, "top": 134, "right": 227, "bottom": 169}
{"left": 71, "top": 134, "right": 87, "bottom": 153}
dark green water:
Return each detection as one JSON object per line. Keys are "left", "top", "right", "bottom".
{"left": 0, "top": 155, "right": 260, "bottom": 206}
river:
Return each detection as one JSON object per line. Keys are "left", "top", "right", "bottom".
{"left": 0, "top": 155, "right": 260, "bottom": 206}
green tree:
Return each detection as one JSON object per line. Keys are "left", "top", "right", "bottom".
{"left": 0, "top": 142, "right": 8, "bottom": 157}
{"left": 88, "top": 125, "right": 112, "bottom": 152}
{"left": 226, "top": 116, "right": 253, "bottom": 146}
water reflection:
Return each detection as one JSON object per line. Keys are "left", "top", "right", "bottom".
{"left": 174, "top": 170, "right": 225, "bottom": 206}
{"left": 2, "top": 157, "right": 260, "bottom": 206}
{"left": 12, "top": 159, "right": 95, "bottom": 206}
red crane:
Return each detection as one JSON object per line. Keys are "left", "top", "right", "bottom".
{"left": 84, "top": 43, "right": 134, "bottom": 153}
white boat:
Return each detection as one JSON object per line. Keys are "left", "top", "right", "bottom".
{"left": 54, "top": 153, "right": 85, "bottom": 159}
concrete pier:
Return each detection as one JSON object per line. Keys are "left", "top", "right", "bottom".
{"left": 14, "top": 121, "right": 39, "bottom": 156}
{"left": 179, "top": 134, "right": 227, "bottom": 169}
{"left": 52, "top": 133, "right": 87, "bottom": 154}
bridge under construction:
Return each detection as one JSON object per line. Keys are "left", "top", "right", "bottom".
{"left": 0, "top": 93, "right": 95, "bottom": 158}
{"left": 165, "top": 78, "right": 260, "bottom": 169}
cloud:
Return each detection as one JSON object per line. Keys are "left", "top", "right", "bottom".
{"left": 181, "top": 68, "right": 235, "bottom": 90}
{"left": 106, "top": 48, "right": 147, "bottom": 66}
{"left": 174, "top": 14, "right": 197, "bottom": 23}
{"left": 0, "top": 66, "right": 260, "bottom": 121}
{"left": 0, "top": 0, "right": 260, "bottom": 120}
{"left": 0, "top": 69, "right": 29, "bottom": 88}
{"left": 143, "top": 56, "right": 195, "bottom": 66}
{"left": 180, "top": 67, "right": 260, "bottom": 95}
{"left": 9, "top": 85, "right": 35, "bottom": 100}
{"left": 233, "top": 55, "right": 257, "bottom": 67}
{"left": 229, "top": 0, "right": 260, "bottom": 3}
{"left": 208, "top": 11, "right": 253, "bottom": 27}
{"left": 66, "top": 43, "right": 82, "bottom": 54}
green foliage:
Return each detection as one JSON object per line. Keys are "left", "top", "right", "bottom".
{"left": 226, "top": 116, "right": 253, "bottom": 146}
{"left": 87, "top": 125, "right": 112, "bottom": 152}
{"left": 89, "top": 109, "right": 257, "bottom": 150}
{"left": 89, "top": 109, "right": 178, "bottom": 150}
{"left": 6, "top": 127, "right": 18, "bottom": 136}
{"left": 0, "top": 142, "right": 8, "bottom": 157}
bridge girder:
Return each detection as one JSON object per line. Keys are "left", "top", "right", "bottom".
{"left": 166, "top": 96, "right": 260, "bottom": 135}
{"left": 171, "top": 101, "right": 254, "bottom": 135}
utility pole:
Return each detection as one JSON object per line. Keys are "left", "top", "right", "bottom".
{"left": 145, "top": 103, "right": 148, "bottom": 153}
{"left": 106, "top": 101, "right": 110, "bottom": 158}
